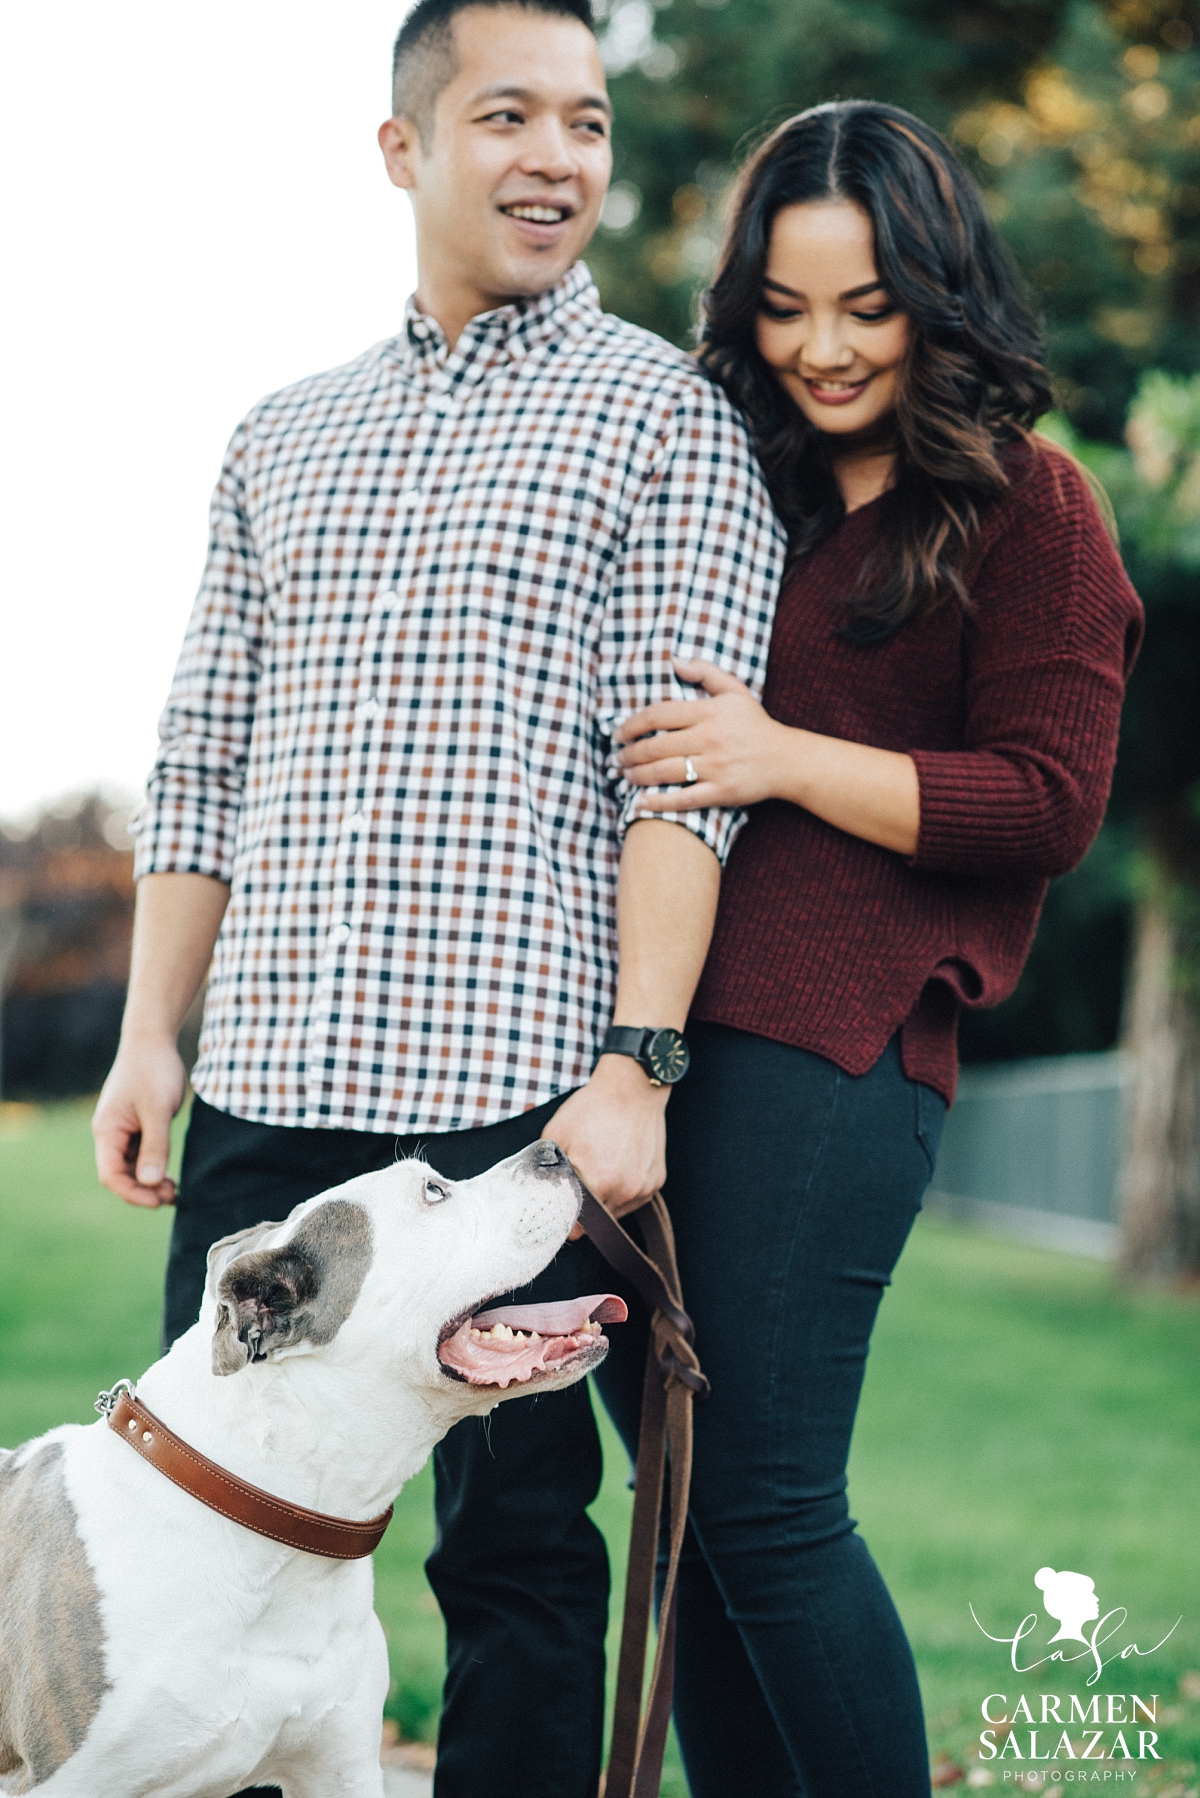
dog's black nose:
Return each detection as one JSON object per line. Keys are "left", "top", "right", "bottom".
{"left": 533, "top": 1141, "right": 564, "bottom": 1168}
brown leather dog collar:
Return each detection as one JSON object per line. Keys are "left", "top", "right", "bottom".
{"left": 97, "top": 1383, "right": 392, "bottom": 1560}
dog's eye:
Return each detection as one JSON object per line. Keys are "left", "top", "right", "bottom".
{"left": 424, "top": 1179, "right": 450, "bottom": 1205}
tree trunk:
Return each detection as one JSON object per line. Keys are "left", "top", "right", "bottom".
{"left": 1118, "top": 892, "right": 1200, "bottom": 1280}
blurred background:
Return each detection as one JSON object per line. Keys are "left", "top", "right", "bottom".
{"left": 2, "top": 4, "right": 1199, "bottom": 1786}
{"left": 4, "top": 0, "right": 1198, "bottom": 1274}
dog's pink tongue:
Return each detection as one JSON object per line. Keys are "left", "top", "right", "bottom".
{"left": 472, "top": 1294, "right": 628, "bottom": 1332}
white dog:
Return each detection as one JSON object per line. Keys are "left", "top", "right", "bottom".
{"left": 0, "top": 1140, "right": 625, "bottom": 1797}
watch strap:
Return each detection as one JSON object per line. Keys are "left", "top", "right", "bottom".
{"left": 602, "top": 1025, "right": 652, "bottom": 1061}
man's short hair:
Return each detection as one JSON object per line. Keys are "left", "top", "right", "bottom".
{"left": 392, "top": 0, "right": 596, "bottom": 145}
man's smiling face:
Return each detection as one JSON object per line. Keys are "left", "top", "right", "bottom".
{"left": 380, "top": 6, "right": 611, "bottom": 327}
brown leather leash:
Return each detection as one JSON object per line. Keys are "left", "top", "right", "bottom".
{"left": 579, "top": 1189, "right": 708, "bottom": 1798}
{"left": 96, "top": 1382, "right": 393, "bottom": 1558}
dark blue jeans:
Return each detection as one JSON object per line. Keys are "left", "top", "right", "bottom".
{"left": 612, "top": 1023, "right": 946, "bottom": 1797}
{"left": 170, "top": 1026, "right": 943, "bottom": 1798}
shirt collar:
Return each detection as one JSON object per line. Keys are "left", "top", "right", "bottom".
{"left": 397, "top": 263, "right": 600, "bottom": 377}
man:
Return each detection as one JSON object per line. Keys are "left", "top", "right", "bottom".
{"left": 93, "top": 2, "right": 783, "bottom": 1792}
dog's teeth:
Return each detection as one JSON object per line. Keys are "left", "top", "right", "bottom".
{"left": 529, "top": 1330, "right": 540, "bottom": 1342}
{"left": 469, "top": 1328, "right": 481, "bottom": 1338}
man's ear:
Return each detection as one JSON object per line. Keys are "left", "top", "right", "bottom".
{"left": 211, "top": 1200, "right": 373, "bottom": 1377}
{"left": 379, "top": 115, "right": 421, "bottom": 191}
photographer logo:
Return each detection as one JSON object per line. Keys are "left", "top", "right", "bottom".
{"left": 969, "top": 1565, "right": 1181, "bottom": 1770}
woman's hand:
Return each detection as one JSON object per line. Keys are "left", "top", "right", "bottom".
{"left": 615, "top": 657, "right": 789, "bottom": 811}
{"left": 616, "top": 655, "right": 922, "bottom": 854}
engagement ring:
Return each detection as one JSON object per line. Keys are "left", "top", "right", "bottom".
{"left": 683, "top": 757, "right": 698, "bottom": 785}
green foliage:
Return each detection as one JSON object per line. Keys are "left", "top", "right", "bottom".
{"left": 952, "top": 2, "right": 1200, "bottom": 440}
{"left": 589, "top": 0, "right": 1200, "bottom": 445}
{"left": 1124, "top": 368, "right": 1200, "bottom": 564}
{"left": 588, "top": 0, "right": 1073, "bottom": 343}
{"left": 1043, "top": 370, "right": 1200, "bottom": 566}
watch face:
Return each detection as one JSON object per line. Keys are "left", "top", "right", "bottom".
{"left": 646, "top": 1028, "right": 690, "bottom": 1084}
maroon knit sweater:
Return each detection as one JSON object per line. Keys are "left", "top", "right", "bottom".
{"left": 691, "top": 444, "right": 1144, "bottom": 1104}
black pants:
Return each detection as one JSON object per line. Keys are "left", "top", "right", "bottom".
{"left": 629, "top": 1025, "right": 944, "bottom": 1798}
{"left": 168, "top": 1025, "right": 943, "bottom": 1798}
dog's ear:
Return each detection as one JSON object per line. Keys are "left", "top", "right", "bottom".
{"left": 205, "top": 1221, "right": 286, "bottom": 1305}
{"left": 211, "top": 1200, "right": 373, "bottom": 1377}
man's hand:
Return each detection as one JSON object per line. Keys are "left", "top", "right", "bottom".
{"left": 544, "top": 1055, "right": 670, "bottom": 1238}
{"left": 92, "top": 870, "right": 230, "bottom": 1209}
{"left": 547, "top": 818, "right": 720, "bottom": 1239}
{"left": 93, "top": 1036, "right": 186, "bottom": 1207}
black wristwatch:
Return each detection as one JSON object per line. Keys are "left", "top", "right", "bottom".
{"left": 600, "top": 1025, "right": 690, "bottom": 1086}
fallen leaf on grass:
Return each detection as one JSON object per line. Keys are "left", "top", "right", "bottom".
{"left": 931, "top": 1759, "right": 965, "bottom": 1787}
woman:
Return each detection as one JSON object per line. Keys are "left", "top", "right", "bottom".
{"left": 599, "top": 102, "right": 1143, "bottom": 1795}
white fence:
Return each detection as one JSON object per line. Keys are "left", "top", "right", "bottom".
{"left": 926, "top": 1051, "right": 1131, "bottom": 1258}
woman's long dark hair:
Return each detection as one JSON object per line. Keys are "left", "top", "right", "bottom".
{"left": 699, "top": 101, "right": 1053, "bottom": 638}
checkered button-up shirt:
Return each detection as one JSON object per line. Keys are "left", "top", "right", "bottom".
{"left": 136, "top": 265, "right": 784, "bottom": 1132}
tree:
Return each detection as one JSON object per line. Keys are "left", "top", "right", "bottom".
{"left": 591, "top": 0, "right": 1200, "bottom": 1276}
{"left": 588, "top": 0, "right": 1074, "bottom": 343}
{"left": 1054, "top": 375, "right": 1200, "bottom": 1279}
{"left": 948, "top": 0, "right": 1200, "bottom": 438}
{"left": 944, "top": 1, "right": 1200, "bottom": 1276}
{"left": 0, "top": 795, "right": 136, "bottom": 1099}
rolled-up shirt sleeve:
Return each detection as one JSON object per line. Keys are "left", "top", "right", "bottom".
{"left": 133, "top": 419, "right": 266, "bottom": 883}
{"left": 910, "top": 455, "right": 1144, "bottom": 880}
{"left": 597, "top": 381, "right": 785, "bottom": 862}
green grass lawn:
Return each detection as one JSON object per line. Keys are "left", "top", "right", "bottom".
{"left": 3, "top": 1098, "right": 1199, "bottom": 1794}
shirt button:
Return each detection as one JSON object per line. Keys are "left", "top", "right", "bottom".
{"left": 346, "top": 812, "right": 366, "bottom": 832}
{"left": 330, "top": 922, "right": 352, "bottom": 946}
{"left": 398, "top": 486, "right": 420, "bottom": 508}
{"left": 359, "top": 697, "right": 380, "bottom": 720}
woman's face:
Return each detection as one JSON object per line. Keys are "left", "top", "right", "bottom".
{"left": 756, "top": 199, "right": 912, "bottom": 438}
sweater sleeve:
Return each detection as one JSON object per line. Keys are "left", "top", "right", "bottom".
{"left": 910, "top": 448, "right": 1144, "bottom": 880}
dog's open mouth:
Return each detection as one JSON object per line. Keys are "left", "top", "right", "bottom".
{"left": 438, "top": 1295, "right": 628, "bottom": 1389}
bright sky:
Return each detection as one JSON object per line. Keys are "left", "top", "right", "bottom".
{"left": 1, "top": 2, "right": 418, "bottom": 824}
